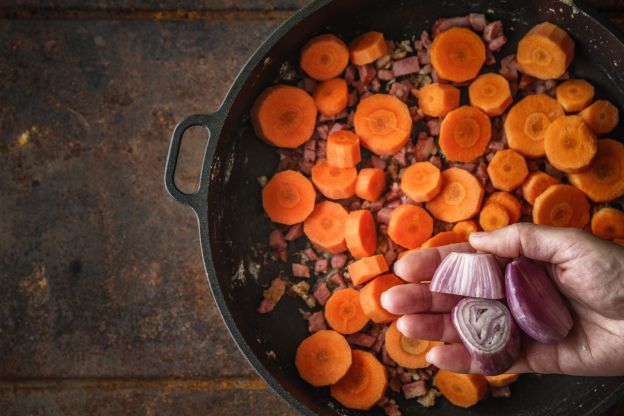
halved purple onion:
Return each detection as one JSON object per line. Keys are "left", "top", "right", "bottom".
{"left": 452, "top": 298, "right": 521, "bottom": 375}
{"left": 506, "top": 256, "right": 573, "bottom": 344}
{"left": 430, "top": 252, "right": 504, "bottom": 299}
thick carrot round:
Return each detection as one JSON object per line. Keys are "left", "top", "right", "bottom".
{"left": 251, "top": 85, "right": 317, "bottom": 148}
{"left": 349, "top": 31, "right": 389, "bottom": 66}
{"left": 313, "top": 78, "right": 349, "bottom": 116}
{"left": 400, "top": 161, "right": 442, "bottom": 202}
{"left": 517, "top": 22, "right": 574, "bottom": 80}
{"left": 591, "top": 207, "right": 624, "bottom": 240}
{"left": 426, "top": 167, "right": 485, "bottom": 223}
{"left": 303, "top": 201, "right": 349, "bottom": 253}
{"left": 486, "top": 191, "right": 522, "bottom": 223}
{"left": 324, "top": 288, "right": 370, "bottom": 334}
{"left": 439, "top": 105, "right": 491, "bottom": 163}
{"left": 327, "top": 130, "right": 361, "bottom": 168}
{"left": 555, "top": 79, "right": 594, "bottom": 113}
{"left": 359, "top": 273, "right": 403, "bottom": 324}
{"left": 578, "top": 100, "right": 619, "bottom": 135}
{"left": 544, "top": 115, "right": 597, "bottom": 173}
{"left": 435, "top": 369, "right": 488, "bottom": 408}
{"left": 311, "top": 160, "right": 357, "bottom": 199}
{"left": 522, "top": 171, "right": 560, "bottom": 205}
{"left": 262, "top": 170, "right": 316, "bottom": 225}
{"left": 354, "top": 94, "right": 412, "bottom": 156}
{"left": 479, "top": 202, "right": 510, "bottom": 232}
{"left": 345, "top": 210, "right": 377, "bottom": 258}
{"left": 388, "top": 204, "right": 434, "bottom": 249}
{"left": 487, "top": 149, "right": 529, "bottom": 192}
{"left": 468, "top": 73, "right": 512, "bottom": 116}
{"left": 453, "top": 220, "right": 479, "bottom": 239}
{"left": 355, "top": 168, "right": 386, "bottom": 201}
{"left": 418, "top": 83, "right": 460, "bottom": 117}
{"left": 300, "top": 34, "right": 349, "bottom": 81}
{"left": 295, "top": 329, "right": 352, "bottom": 386}
{"left": 348, "top": 254, "right": 389, "bottom": 286}
{"left": 504, "top": 94, "right": 565, "bottom": 158}
{"left": 385, "top": 320, "right": 443, "bottom": 369}
{"left": 533, "top": 184, "right": 590, "bottom": 228}
{"left": 330, "top": 349, "right": 388, "bottom": 411}
{"left": 568, "top": 139, "right": 624, "bottom": 202}
{"left": 430, "top": 27, "right": 486, "bottom": 82}
{"left": 421, "top": 230, "right": 466, "bottom": 248}
{"left": 485, "top": 374, "right": 520, "bottom": 387}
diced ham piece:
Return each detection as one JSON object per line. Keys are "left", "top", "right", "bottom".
{"left": 350, "top": 200, "right": 362, "bottom": 210}
{"left": 344, "top": 65, "right": 357, "bottom": 84}
{"left": 500, "top": 54, "right": 519, "bottom": 81}
{"left": 488, "top": 35, "right": 507, "bottom": 52}
{"left": 348, "top": 90, "right": 358, "bottom": 107}
{"left": 392, "top": 56, "right": 420, "bottom": 77}
{"left": 475, "top": 161, "right": 488, "bottom": 185}
{"left": 382, "top": 345, "right": 397, "bottom": 366}
{"left": 329, "top": 272, "right": 346, "bottom": 288}
{"left": 369, "top": 155, "right": 388, "bottom": 170}
{"left": 491, "top": 386, "right": 512, "bottom": 398}
{"left": 269, "top": 229, "right": 287, "bottom": 251}
{"left": 303, "top": 139, "right": 316, "bottom": 162}
{"left": 316, "top": 139, "right": 327, "bottom": 160}
{"left": 519, "top": 74, "right": 538, "bottom": 90}
{"left": 307, "top": 311, "right": 327, "bottom": 333}
{"left": 417, "top": 369, "right": 432, "bottom": 381}
{"left": 316, "top": 124, "right": 329, "bottom": 140}
{"left": 257, "top": 298, "right": 277, "bottom": 314}
{"left": 485, "top": 50, "right": 496, "bottom": 65}
{"left": 304, "top": 247, "right": 318, "bottom": 261}
{"left": 402, "top": 380, "right": 428, "bottom": 399}
{"left": 383, "top": 402, "right": 402, "bottom": 416}
{"left": 469, "top": 13, "right": 487, "bottom": 31}
{"left": 292, "top": 263, "right": 310, "bottom": 278}
{"left": 398, "top": 369, "right": 414, "bottom": 384}
{"left": 393, "top": 147, "right": 407, "bottom": 166}
{"left": 432, "top": 16, "right": 471, "bottom": 36}
{"left": 313, "top": 282, "right": 331, "bottom": 305}
{"left": 314, "top": 258, "right": 329, "bottom": 274}
{"left": 420, "top": 30, "right": 432, "bottom": 48}
{"left": 297, "top": 160, "right": 313, "bottom": 176}
{"left": 488, "top": 140, "right": 505, "bottom": 152}
{"left": 427, "top": 118, "right": 441, "bottom": 136}
{"left": 328, "top": 122, "right": 345, "bottom": 135}
{"left": 257, "top": 278, "right": 287, "bottom": 314}
{"left": 370, "top": 78, "right": 381, "bottom": 93}
{"left": 417, "top": 50, "right": 431, "bottom": 65}
{"left": 372, "top": 327, "right": 387, "bottom": 353}
{"left": 410, "top": 105, "right": 425, "bottom": 122}
{"left": 331, "top": 254, "right": 347, "bottom": 269}
{"left": 303, "top": 77, "right": 317, "bottom": 94}
{"left": 389, "top": 81, "right": 411, "bottom": 102}
{"left": 378, "top": 69, "right": 395, "bottom": 81}
{"left": 377, "top": 207, "right": 394, "bottom": 225}
{"left": 429, "top": 155, "right": 442, "bottom": 169}
{"left": 483, "top": 20, "right": 503, "bottom": 42}
{"left": 414, "top": 136, "right": 434, "bottom": 161}
{"left": 385, "top": 249, "right": 397, "bottom": 265}
{"left": 284, "top": 223, "right": 303, "bottom": 241}
{"left": 346, "top": 332, "right": 377, "bottom": 348}
{"left": 358, "top": 64, "right": 377, "bottom": 86}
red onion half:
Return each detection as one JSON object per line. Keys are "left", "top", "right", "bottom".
{"left": 431, "top": 252, "right": 504, "bottom": 299}
{"left": 452, "top": 298, "right": 521, "bottom": 375}
{"left": 506, "top": 256, "right": 573, "bottom": 344}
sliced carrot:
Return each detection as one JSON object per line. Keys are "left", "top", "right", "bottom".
{"left": 387, "top": 204, "right": 434, "bottom": 249}
{"left": 421, "top": 230, "right": 466, "bottom": 248}
{"left": 426, "top": 167, "right": 485, "bottom": 223}
{"left": 354, "top": 94, "right": 412, "bottom": 156}
{"left": 430, "top": 27, "right": 486, "bottom": 82}
{"left": 485, "top": 374, "right": 520, "bottom": 388}
{"left": 262, "top": 170, "right": 316, "bottom": 225}
{"left": 479, "top": 202, "right": 510, "bottom": 232}
{"left": 591, "top": 207, "right": 624, "bottom": 240}
{"left": 517, "top": 22, "right": 574, "bottom": 80}
{"left": 359, "top": 273, "right": 404, "bottom": 324}
{"left": 300, "top": 34, "right": 349, "bottom": 81}
{"left": 251, "top": 85, "right": 317, "bottom": 148}
{"left": 295, "top": 329, "right": 352, "bottom": 387}
{"left": 324, "top": 288, "right": 370, "bottom": 334}
{"left": 533, "top": 184, "right": 590, "bottom": 228}
{"left": 400, "top": 161, "right": 442, "bottom": 202}
{"left": 504, "top": 94, "right": 565, "bottom": 158}
{"left": 345, "top": 210, "right": 377, "bottom": 258}
{"left": 487, "top": 149, "right": 529, "bottom": 192}
{"left": 485, "top": 191, "right": 522, "bottom": 223}
{"left": 435, "top": 369, "right": 488, "bottom": 408}
{"left": 578, "top": 100, "right": 619, "bottom": 135}
{"left": 313, "top": 78, "right": 349, "bottom": 116}
{"left": 544, "top": 115, "right": 597, "bottom": 173}
{"left": 522, "top": 171, "right": 560, "bottom": 205}
{"left": 453, "top": 220, "right": 479, "bottom": 239}
{"left": 349, "top": 31, "right": 389, "bottom": 66}
{"left": 330, "top": 349, "right": 388, "bottom": 411}
{"left": 326, "top": 130, "right": 361, "bottom": 168}
{"left": 568, "top": 139, "right": 624, "bottom": 202}
{"left": 355, "top": 168, "right": 386, "bottom": 201}
{"left": 303, "top": 201, "right": 349, "bottom": 253}
{"left": 468, "top": 73, "right": 512, "bottom": 116}
{"left": 347, "top": 254, "right": 389, "bottom": 286}
{"left": 418, "top": 83, "right": 460, "bottom": 117}
{"left": 311, "top": 160, "right": 357, "bottom": 199}
{"left": 385, "top": 320, "right": 443, "bottom": 369}
{"left": 555, "top": 79, "right": 594, "bottom": 112}
{"left": 439, "top": 105, "right": 491, "bottom": 162}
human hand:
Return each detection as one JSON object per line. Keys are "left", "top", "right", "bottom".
{"left": 381, "top": 223, "right": 624, "bottom": 376}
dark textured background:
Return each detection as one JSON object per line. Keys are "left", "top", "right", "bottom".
{"left": 0, "top": 1, "right": 623, "bottom": 414}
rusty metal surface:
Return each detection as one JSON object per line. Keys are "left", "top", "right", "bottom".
{"left": 0, "top": 1, "right": 622, "bottom": 415}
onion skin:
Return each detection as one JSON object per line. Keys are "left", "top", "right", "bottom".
{"left": 506, "top": 256, "right": 573, "bottom": 344}
{"left": 452, "top": 298, "right": 521, "bottom": 375}
{"left": 431, "top": 252, "right": 505, "bottom": 299}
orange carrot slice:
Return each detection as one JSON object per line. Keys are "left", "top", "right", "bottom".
{"left": 300, "top": 34, "right": 349, "bottom": 81}
{"left": 487, "top": 149, "right": 529, "bottom": 192}
{"left": 485, "top": 191, "right": 522, "bottom": 223}
{"left": 348, "top": 254, "right": 389, "bottom": 286}
{"left": 418, "top": 83, "right": 460, "bottom": 117}
{"left": 359, "top": 273, "right": 404, "bottom": 324}
{"left": 345, "top": 210, "right": 377, "bottom": 258}
{"left": 313, "top": 78, "right": 349, "bottom": 116}
{"left": 349, "top": 31, "right": 389, "bottom": 66}
{"left": 400, "top": 161, "right": 443, "bottom": 202}
{"left": 421, "top": 230, "right": 466, "bottom": 248}
{"left": 324, "top": 288, "right": 370, "bottom": 335}
{"left": 387, "top": 204, "right": 434, "bottom": 249}
{"left": 555, "top": 79, "right": 594, "bottom": 113}
{"left": 485, "top": 374, "right": 520, "bottom": 388}
{"left": 330, "top": 349, "right": 388, "bottom": 410}
{"left": 430, "top": 27, "right": 486, "bottom": 82}
{"left": 533, "top": 184, "right": 590, "bottom": 228}
{"left": 354, "top": 94, "right": 412, "bottom": 156}
{"left": 578, "top": 100, "right": 619, "bottom": 135}
{"left": 251, "top": 85, "right": 317, "bottom": 148}
{"left": 517, "top": 22, "right": 574, "bottom": 80}
{"left": 468, "top": 73, "right": 513, "bottom": 116}
{"left": 453, "top": 220, "right": 479, "bottom": 239}
{"left": 522, "top": 171, "right": 560, "bottom": 205}
{"left": 385, "top": 320, "right": 443, "bottom": 369}
{"left": 262, "top": 170, "right": 316, "bottom": 225}
{"left": 303, "top": 201, "right": 349, "bottom": 253}
{"left": 311, "top": 160, "right": 357, "bottom": 199}
{"left": 544, "top": 115, "right": 597, "bottom": 173}
{"left": 426, "top": 167, "right": 484, "bottom": 223}
{"left": 591, "top": 207, "right": 624, "bottom": 240}
{"left": 355, "top": 168, "right": 386, "bottom": 201}
{"left": 327, "top": 130, "right": 361, "bottom": 168}
{"left": 435, "top": 370, "right": 488, "bottom": 408}
{"left": 439, "top": 105, "right": 492, "bottom": 162}
{"left": 568, "top": 139, "right": 624, "bottom": 202}
{"left": 479, "top": 202, "right": 510, "bottom": 232}
{"left": 295, "top": 329, "right": 352, "bottom": 386}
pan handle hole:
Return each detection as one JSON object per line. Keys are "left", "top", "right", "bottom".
{"left": 173, "top": 125, "right": 209, "bottom": 194}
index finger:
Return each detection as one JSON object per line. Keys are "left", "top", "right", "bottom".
{"left": 393, "top": 242, "right": 474, "bottom": 282}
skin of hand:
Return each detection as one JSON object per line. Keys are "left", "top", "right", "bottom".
{"left": 381, "top": 223, "right": 624, "bottom": 376}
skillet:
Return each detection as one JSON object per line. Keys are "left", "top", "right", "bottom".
{"left": 164, "top": 0, "right": 624, "bottom": 414}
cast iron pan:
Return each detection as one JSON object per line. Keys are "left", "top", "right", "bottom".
{"left": 164, "top": 0, "right": 624, "bottom": 414}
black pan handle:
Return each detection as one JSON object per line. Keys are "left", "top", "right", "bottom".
{"left": 164, "top": 113, "right": 221, "bottom": 210}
